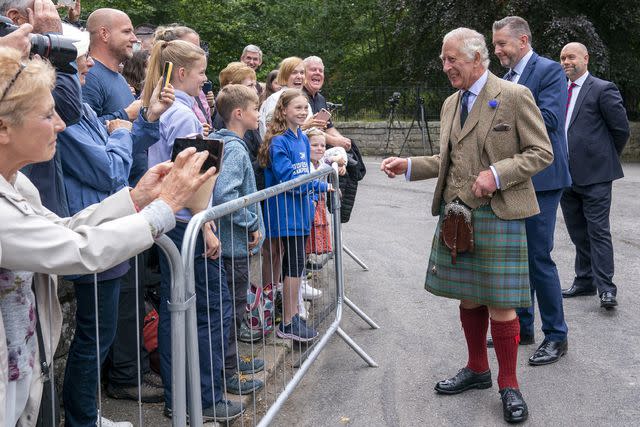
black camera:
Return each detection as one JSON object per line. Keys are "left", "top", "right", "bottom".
{"left": 0, "top": 16, "right": 78, "bottom": 74}
{"left": 388, "top": 91, "right": 401, "bottom": 106}
{"left": 326, "top": 101, "right": 343, "bottom": 112}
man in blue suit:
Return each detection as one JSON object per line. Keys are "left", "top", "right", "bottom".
{"left": 490, "top": 16, "right": 572, "bottom": 365}
{"left": 559, "top": 42, "right": 629, "bottom": 309}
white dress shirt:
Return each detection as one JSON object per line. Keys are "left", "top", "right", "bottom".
{"left": 565, "top": 71, "right": 590, "bottom": 135}
{"left": 507, "top": 49, "right": 534, "bottom": 84}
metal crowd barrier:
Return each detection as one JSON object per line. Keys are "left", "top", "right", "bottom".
{"left": 177, "top": 166, "right": 379, "bottom": 427}
{"left": 36, "top": 234, "right": 182, "bottom": 427}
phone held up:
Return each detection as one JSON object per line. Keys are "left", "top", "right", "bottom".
{"left": 315, "top": 108, "right": 331, "bottom": 122}
{"left": 171, "top": 137, "right": 224, "bottom": 174}
{"left": 160, "top": 61, "right": 173, "bottom": 99}
{"left": 202, "top": 80, "right": 213, "bottom": 94}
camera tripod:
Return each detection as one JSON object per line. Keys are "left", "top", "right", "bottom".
{"left": 383, "top": 101, "right": 405, "bottom": 153}
{"left": 398, "top": 94, "right": 434, "bottom": 156}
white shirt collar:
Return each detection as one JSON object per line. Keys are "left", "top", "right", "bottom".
{"left": 571, "top": 71, "right": 590, "bottom": 87}
{"left": 510, "top": 49, "right": 534, "bottom": 78}
{"left": 464, "top": 69, "right": 489, "bottom": 97}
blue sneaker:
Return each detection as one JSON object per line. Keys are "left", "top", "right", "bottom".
{"left": 276, "top": 314, "right": 319, "bottom": 342}
{"left": 238, "top": 355, "right": 264, "bottom": 374}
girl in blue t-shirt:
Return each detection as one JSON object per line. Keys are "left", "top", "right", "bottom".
{"left": 258, "top": 89, "right": 325, "bottom": 343}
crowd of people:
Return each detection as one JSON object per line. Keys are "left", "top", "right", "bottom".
{"left": 0, "top": 0, "right": 354, "bottom": 426}
{"left": 381, "top": 16, "right": 629, "bottom": 425}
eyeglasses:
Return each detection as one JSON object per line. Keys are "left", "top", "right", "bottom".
{"left": 0, "top": 63, "right": 26, "bottom": 103}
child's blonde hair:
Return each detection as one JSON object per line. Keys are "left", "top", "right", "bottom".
{"left": 142, "top": 39, "right": 205, "bottom": 107}
{"left": 218, "top": 62, "right": 256, "bottom": 87}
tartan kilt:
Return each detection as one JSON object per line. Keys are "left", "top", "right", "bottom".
{"left": 425, "top": 204, "right": 531, "bottom": 308}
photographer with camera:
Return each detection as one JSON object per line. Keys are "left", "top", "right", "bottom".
{"left": 1, "top": 0, "right": 83, "bottom": 219}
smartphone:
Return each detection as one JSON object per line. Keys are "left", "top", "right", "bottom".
{"left": 171, "top": 138, "right": 224, "bottom": 174}
{"left": 202, "top": 80, "right": 213, "bottom": 94}
{"left": 315, "top": 108, "right": 331, "bottom": 122}
{"left": 160, "top": 61, "right": 173, "bottom": 98}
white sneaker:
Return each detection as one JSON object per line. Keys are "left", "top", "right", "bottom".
{"left": 97, "top": 413, "right": 133, "bottom": 427}
{"left": 298, "top": 282, "right": 308, "bottom": 320}
{"left": 300, "top": 278, "right": 323, "bottom": 301}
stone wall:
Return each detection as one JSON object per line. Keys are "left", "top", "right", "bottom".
{"left": 335, "top": 120, "right": 640, "bottom": 161}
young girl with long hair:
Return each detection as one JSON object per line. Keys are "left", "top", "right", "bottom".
{"left": 144, "top": 39, "right": 243, "bottom": 422}
{"left": 258, "top": 89, "right": 328, "bottom": 342}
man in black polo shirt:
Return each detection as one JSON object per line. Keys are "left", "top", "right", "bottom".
{"left": 303, "top": 56, "right": 351, "bottom": 150}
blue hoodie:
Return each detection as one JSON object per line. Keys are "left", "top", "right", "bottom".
{"left": 211, "top": 129, "right": 265, "bottom": 257}
{"left": 263, "top": 128, "right": 327, "bottom": 237}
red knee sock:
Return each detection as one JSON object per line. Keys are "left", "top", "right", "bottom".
{"left": 460, "top": 306, "right": 489, "bottom": 373}
{"left": 490, "top": 317, "right": 520, "bottom": 390}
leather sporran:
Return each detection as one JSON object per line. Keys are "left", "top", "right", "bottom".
{"left": 440, "top": 201, "right": 474, "bottom": 264}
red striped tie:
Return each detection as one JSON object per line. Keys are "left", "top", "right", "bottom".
{"left": 566, "top": 82, "right": 577, "bottom": 116}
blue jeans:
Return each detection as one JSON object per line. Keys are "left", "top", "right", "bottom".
{"left": 63, "top": 278, "right": 120, "bottom": 427}
{"left": 158, "top": 221, "right": 232, "bottom": 409}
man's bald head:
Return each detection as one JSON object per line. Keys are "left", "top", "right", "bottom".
{"left": 86, "top": 8, "right": 137, "bottom": 65}
{"left": 86, "top": 8, "right": 129, "bottom": 35}
{"left": 560, "top": 42, "right": 589, "bottom": 82}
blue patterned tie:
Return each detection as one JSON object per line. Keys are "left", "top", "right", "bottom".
{"left": 504, "top": 69, "right": 517, "bottom": 82}
{"left": 460, "top": 91, "right": 471, "bottom": 128}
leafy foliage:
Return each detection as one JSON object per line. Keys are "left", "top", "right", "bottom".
{"left": 81, "top": 0, "right": 639, "bottom": 117}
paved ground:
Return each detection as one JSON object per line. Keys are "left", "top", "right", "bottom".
{"left": 271, "top": 158, "right": 640, "bottom": 426}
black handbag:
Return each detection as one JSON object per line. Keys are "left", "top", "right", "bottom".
{"left": 33, "top": 293, "right": 61, "bottom": 427}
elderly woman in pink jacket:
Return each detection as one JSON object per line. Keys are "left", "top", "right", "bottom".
{"left": 0, "top": 47, "right": 215, "bottom": 426}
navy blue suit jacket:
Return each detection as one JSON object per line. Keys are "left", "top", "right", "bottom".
{"left": 566, "top": 74, "right": 630, "bottom": 186}
{"left": 513, "top": 52, "right": 572, "bottom": 191}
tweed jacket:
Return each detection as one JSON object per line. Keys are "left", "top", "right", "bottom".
{"left": 0, "top": 172, "right": 155, "bottom": 426}
{"left": 410, "top": 72, "right": 553, "bottom": 220}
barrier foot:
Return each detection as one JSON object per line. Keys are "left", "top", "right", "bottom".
{"left": 336, "top": 327, "right": 378, "bottom": 367}
{"left": 343, "top": 245, "right": 369, "bottom": 271}
{"left": 344, "top": 296, "right": 380, "bottom": 329}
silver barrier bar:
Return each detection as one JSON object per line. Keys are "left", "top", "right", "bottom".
{"left": 257, "top": 167, "right": 378, "bottom": 427}
{"left": 342, "top": 244, "right": 370, "bottom": 271}
{"left": 155, "top": 235, "right": 190, "bottom": 427}
{"left": 181, "top": 168, "right": 377, "bottom": 426}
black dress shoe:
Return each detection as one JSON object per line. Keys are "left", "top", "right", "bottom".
{"left": 499, "top": 388, "right": 529, "bottom": 423}
{"left": 434, "top": 367, "right": 492, "bottom": 395}
{"left": 600, "top": 291, "right": 618, "bottom": 309}
{"left": 562, "top": 284, "right": 597, "bottom": 298}
{"left": 487, "top": 334, "right": 534, "bottom": 348}
{"left": 528, "top": 339, "right": 568, "bottom": 366}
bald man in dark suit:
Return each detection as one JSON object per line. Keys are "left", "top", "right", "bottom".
{"left": 559, "top": 42, "right": 630, "bottom": 309}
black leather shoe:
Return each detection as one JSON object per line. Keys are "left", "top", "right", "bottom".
{"left": 500, "top": 388, "right": 528, "bottom": 423}
{"left": 562, "top": 284, "right": 597, "bottom": 298}
{"left": 528, "top": 339, "right": 568, "bottom": 366}
{"left": 600, "top": 291, "right": 618, "bottom": 309}
{"left": 434, "top": 367, "right": 492, "bottom": 395}
{"left": 487, "top": 334, "right": 534, "bottom": 348}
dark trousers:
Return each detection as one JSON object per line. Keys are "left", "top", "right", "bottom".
{"left": 223, "top": 256, "right": 250, "bottom": 375}
{"left": 560, "top": 181, "right": 616, "bottom": 295}
{"left": 158, "top": 221, "right": 232, "bottom": 409}
{"left": 517, "top": 189, "right": 568, "bottom": 342}
{"left": 63, "top": 278, "right": 120, "bottom": 427}
{"left": 105, "top": 253, "right": 149, "bottom": 386}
